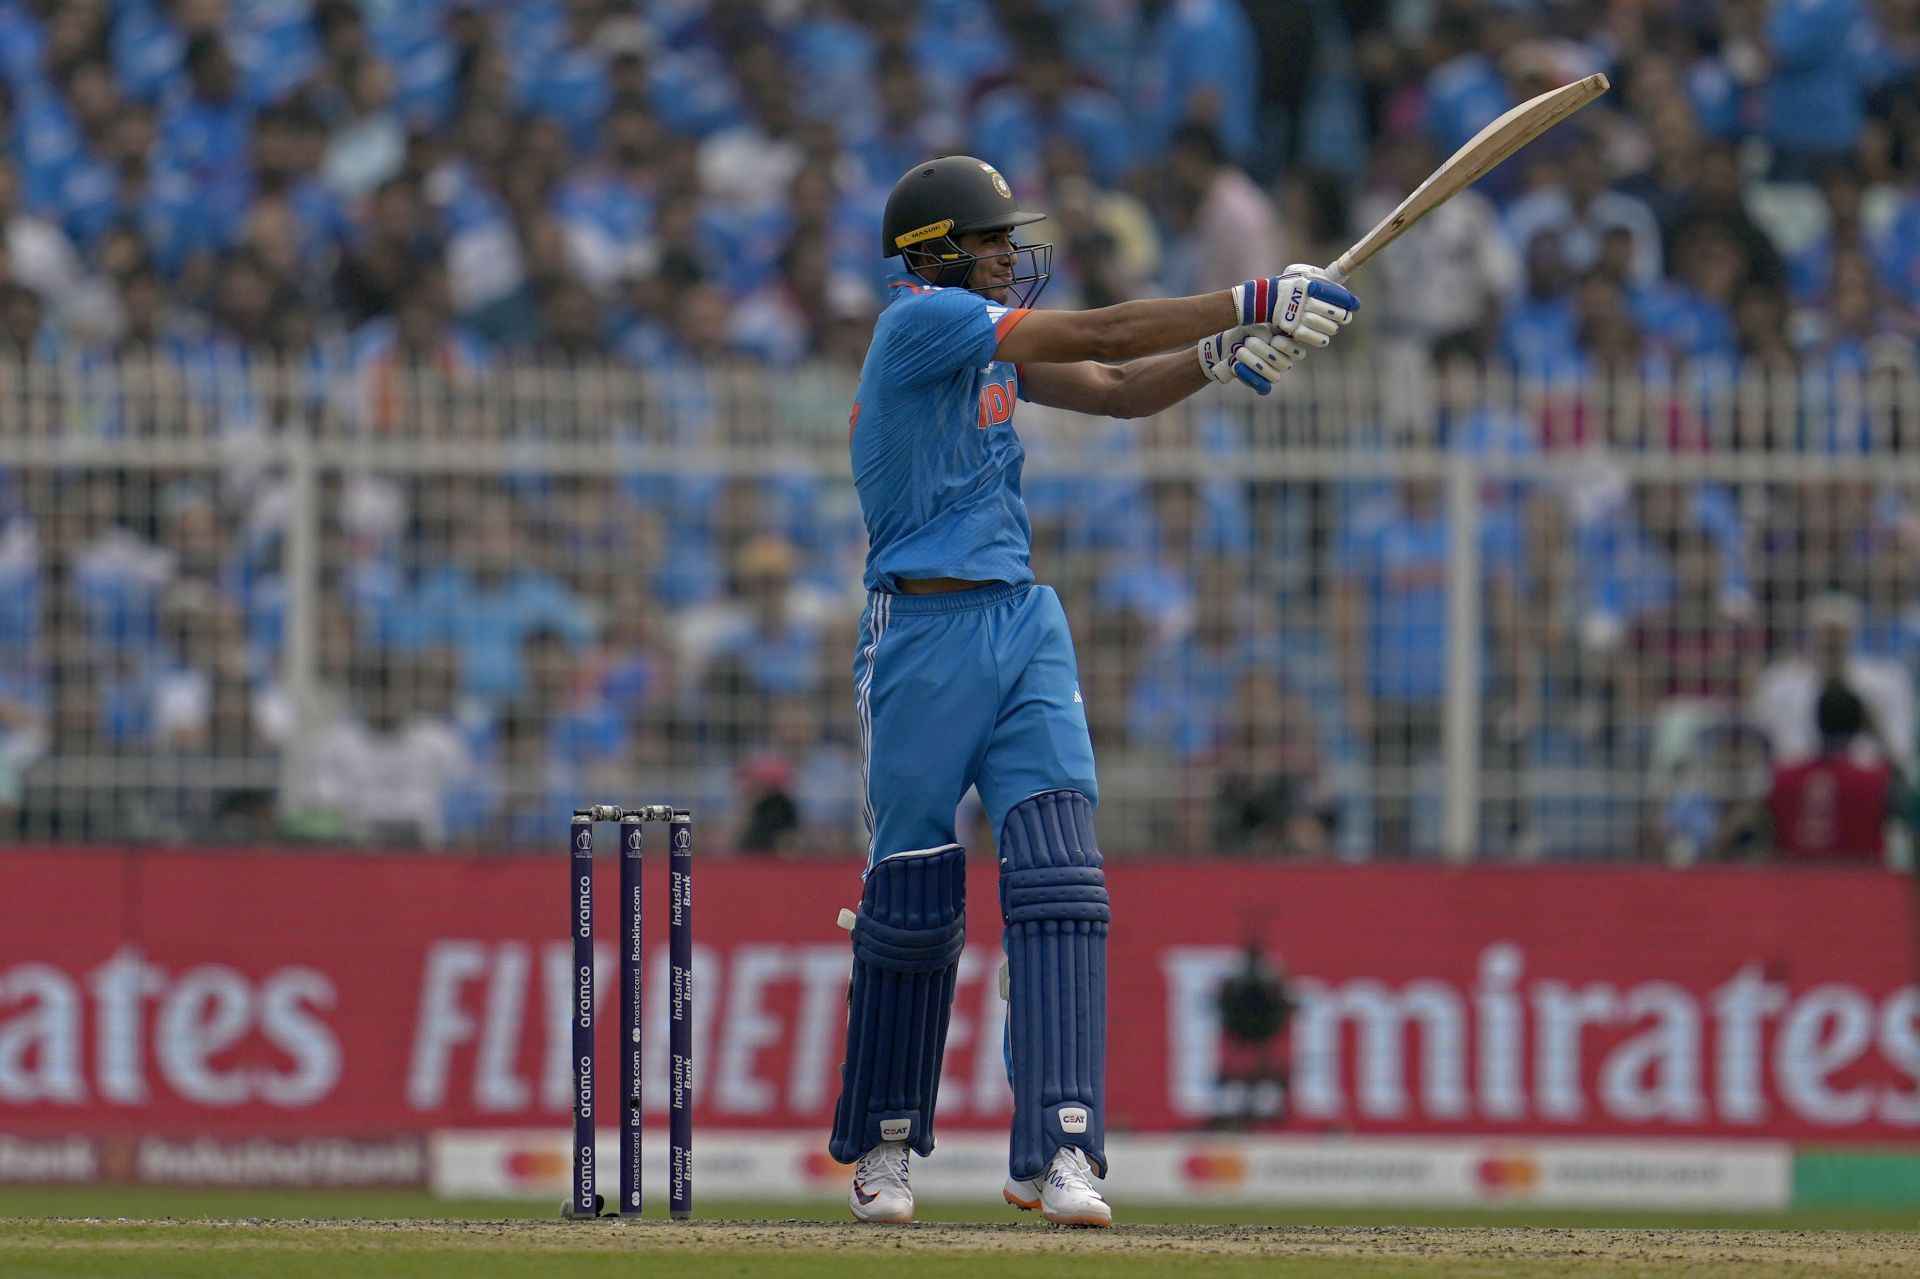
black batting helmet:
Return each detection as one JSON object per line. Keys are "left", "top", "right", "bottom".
{"left": 882, "top": 156, "right": 1052, "bottom": 306}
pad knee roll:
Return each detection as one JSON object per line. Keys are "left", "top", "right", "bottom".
{"left": 1000, "top": 790, "right": 1109, "bottom": 1180}
{"left": 829, "top": 844, "right": 966, "bottom": 1162}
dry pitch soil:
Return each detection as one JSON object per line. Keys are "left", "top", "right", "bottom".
{"left": 13, "top": 1217, "right": 1919, "bottom": 1276}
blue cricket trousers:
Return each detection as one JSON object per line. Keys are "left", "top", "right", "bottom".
{"left": 855, "top": 582, "right": 1098, "bottom": 864}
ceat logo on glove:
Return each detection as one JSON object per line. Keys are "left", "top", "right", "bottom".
{"left": 1058, "top": 1108, "right": 1089, "bottom": 1134}
{"left": 1283, "top": 282, "right": 1304, "bottom": 325}
{"left": 880, "top": 1119, "right": 912, "bottom": 1142}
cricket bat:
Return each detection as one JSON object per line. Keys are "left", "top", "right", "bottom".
{"left": 1324, "top": 73, "right": 1611, "bottom": 285}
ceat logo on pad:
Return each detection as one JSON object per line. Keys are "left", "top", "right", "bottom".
{"left": 1058, "top": 1108, "right": 1088, "bottom": 1134}
{"left": 879, "top": 1119, "right": 912, "bottom": 1142}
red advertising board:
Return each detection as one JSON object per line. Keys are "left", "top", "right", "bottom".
{"left": 2, "top": 849, "right": 1917, "bottom": 1143}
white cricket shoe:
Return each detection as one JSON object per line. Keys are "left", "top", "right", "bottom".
{"left": 1003, "top": 1146, "right": 1112, "bottom": 1227}
{"left": 849, "top": 1140, "right": 913, "bottom": 1223}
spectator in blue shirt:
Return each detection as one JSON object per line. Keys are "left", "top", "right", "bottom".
{"left": 553, "top": 97, "right": 660, "bottom": 293}
{"left": 34, "top": 57, "right": 121, "bottom": 243}
{"left": 1127, "top": 555, "right": 1276, "bottom": 763}
{"left": 1094, "top": 474, "right": 1252, "bottom": 642}
{"left": 0, "top": 3, "right": 43, "bottom": 88}
{"left": 788, "top": 0, "right": 879, "bottom": 134}
{"left": 153, "top": 35, "right": 254, "bottom": 258}
{"left": 67, "top": 472, "right": 173, "bottom": 657}
{"left": 375, "top": 0, "right": 463, "bottom": 131}
{"left": 1798, "top": 250, "right": 1898, "bottom": 451}
{"left": 849, "top": 43, "right": 960, "bottom": 193}
{"left": 1685, "top": 8, "right": 1753, "bottom": 141}
{"left": 251, "top": 100, "right": 352, "bottom": 273}
{"left": 1764, "top": 0, "right": 1868, "bottom": 179}
{"left": 1573, "top": 480, "right": 1753, "bottom": 648}
{"left": 232, "top": 0, "right": 320, "bottom": 108}
{"left": 1635, "top": 223, "right": 1742, "bottom": 366}
{"left": 896, "top": 0, "right": 1012, "bottom": 112}
{"left": 1334, "top": 472, "right": 1527, "bottom": 855}
{"left": 446, "top": 692, "right": 564, "bottom": 846}
{"left": 1135, "top": 0, "right": 1257, "bottom": 163}
{"left": 513, "top": 0, "right": 616, "bottom": 155}
{"left": 113, "top": 0, "right": 199, "bottom": 106}
{"left": 730, "top": 238, "right": 840, "bottom": 366}
{"left": 971, "top": 24, "right": 1133, "bottom": 196}
{"left": 1499, "top": 229, "right": 1581, "bottom": 376}
{"left": 15, "top": 71, "right": 89, "bottom": 217}
{"left": 1788, "top": 162, "right": 1872, "bottom": 305}
{"left": 1423, "top": 13, "right": 1511, "bottom": 158}
{"left": 635, "top": 30, "right": 745, "bottom": 142}
{"left": 516, "top": 624, "right": 625, "bottom": 774}
{"left": 398, "top": 493, "right": 591, "bottom": 705}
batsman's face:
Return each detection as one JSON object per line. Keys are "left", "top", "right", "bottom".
{"left": 958, "top": 229, "right": 1017, "bottom": 304}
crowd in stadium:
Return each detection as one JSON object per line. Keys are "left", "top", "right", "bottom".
{"left": 0, "top": 0, "right": 1912, "bottom": 366}
{"left": 1, "top": 0, "right": 1919, "bottom": 859}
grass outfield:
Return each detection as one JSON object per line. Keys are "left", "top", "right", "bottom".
{"left": 2, "top": 1191, "right": 1916, "bottom": 1278}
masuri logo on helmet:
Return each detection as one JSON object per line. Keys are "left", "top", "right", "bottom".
{"left": 893, "top": 219, "right": 956, "bottom": 252}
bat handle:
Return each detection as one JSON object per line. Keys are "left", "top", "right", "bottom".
{"left": 1324, "top": 257, "right": 1351, "bottom": 287}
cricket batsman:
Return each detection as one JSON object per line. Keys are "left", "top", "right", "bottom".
{"left": 830, "top": 156, "right": 1359, "bottom": 1225}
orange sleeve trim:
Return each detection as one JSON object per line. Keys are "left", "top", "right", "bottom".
{"left": 994, "top": 307, "right": 1032, "bottom": 340}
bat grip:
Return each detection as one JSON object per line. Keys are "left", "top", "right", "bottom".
{"left": 1324, "top": 258, "right": 1351, "bottom": 287}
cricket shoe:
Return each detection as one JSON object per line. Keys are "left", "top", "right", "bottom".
{"left": 1003, "top": 1146, "right": 1112, "bottom": 1227}
{"left": 849, "top": 1140, "right": 913, "bottom": 1223}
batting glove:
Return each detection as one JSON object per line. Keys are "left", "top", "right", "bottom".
{"left": 1199, "top": 323, "right": 1287, "bottom": 394}
{"left": 1229, "top": 270, "right": 1361, "bottom": 347}
{"left": 1229, "top": 330, "right": 1309, "bottom": 394}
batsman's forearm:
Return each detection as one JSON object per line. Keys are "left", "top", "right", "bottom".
{"left": 1107, "top": 349, "right": 1212, "bottom": 419}
{"left": 1083, "top": 293, "right": 1239, "bottom": 362}
{"left": 1000, "top": 290, "right": 1243, "bottom": 365}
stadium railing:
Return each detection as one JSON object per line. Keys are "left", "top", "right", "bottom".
{"left": 1, "top": 347, "right": 1917, "bottom": 861}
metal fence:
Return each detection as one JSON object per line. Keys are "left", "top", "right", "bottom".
{"left": 4, "top": 347, "right": 1920, "bottom": 859}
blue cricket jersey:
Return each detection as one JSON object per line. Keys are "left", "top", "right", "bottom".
{"left": 851, "top": 271, "right": 1034, "bottom": 592}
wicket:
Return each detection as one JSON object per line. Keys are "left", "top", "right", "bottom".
{"left": 563, "top": 803, "right": 692, "bottom": 1221}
